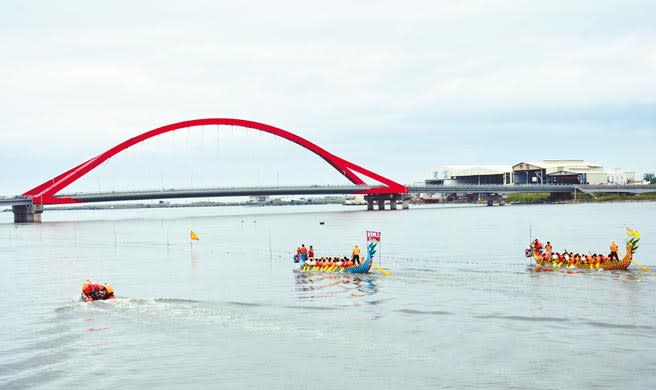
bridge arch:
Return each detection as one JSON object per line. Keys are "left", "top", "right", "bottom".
{"left": 24, "top": 118, "right": 407, "bottom": 204}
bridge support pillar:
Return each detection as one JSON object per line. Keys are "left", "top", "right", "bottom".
{"left": 365, "top": 194, "right": 407, "bottom": 211}
{"left": 390, "top": 194, "right": 404, "bottom": 210}
{"left": 13, "top": 204, "right": 44, "bottom": 223}
{"left": 485, "top": 194, "right": 504, "bottom": 206}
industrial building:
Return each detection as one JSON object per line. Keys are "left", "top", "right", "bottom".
{"left": 512, "top": 160, "right": 608, "bottom": 185}
{"left": 426, "top": 165, "right": 514, "bottom": 185}
{"left": 426, "top": 160, "right": 636, "bottom": 186}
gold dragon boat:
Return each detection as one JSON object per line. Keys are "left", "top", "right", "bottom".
{"left": 525, "top": 228, "right": 640, "bottom": 271}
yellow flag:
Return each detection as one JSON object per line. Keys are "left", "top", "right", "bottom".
{"left": 190, "top": 230, "right": 199, "bottom": 241}
{"left": 626, "top": 227, "right": 640, "bottom": 238}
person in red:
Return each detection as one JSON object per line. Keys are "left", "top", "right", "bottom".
{"left": 300, "top": 244, "right": 308, "bottom": 262}
{"left": 533, "top": 239, "right": 543, "bottom": 252}
{"left": 308, "top": 245, "right": 315, "bottom": 259}
{"left": 81, "top": 279, "right": 93, "bottom": 299}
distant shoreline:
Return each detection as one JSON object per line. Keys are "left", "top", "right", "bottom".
{"left": 506, "top": 198, "right": 656, "bottom": 206}
{"left": 3, "top": 193, "right": 655, "bottom": 213}
{"left": 503, "top": 192, "right": 656, "bottom": 205}
{"left": 2, "top": 198, "right": 348, "bottom": 212}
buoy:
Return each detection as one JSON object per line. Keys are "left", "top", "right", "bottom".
{"left": 319, "top": 221, "right": 325, "bottom": 225}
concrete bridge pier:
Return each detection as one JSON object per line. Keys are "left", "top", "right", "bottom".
{"left": 365, "top": 194, "right": 387, "bottom": 210}
{"left": 13, "top": 204, "right": 44, "bottom": 223}
{"left": 389, "top": 194, "right": 408, "bottom": 210}
{"left": 365, "top": 194, "right": 407, "bottom": 211}
{"left": 485, "top": 194, "right": 505, "bottom": 206}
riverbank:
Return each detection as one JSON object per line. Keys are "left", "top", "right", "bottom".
{"left": 507, "top": 192, "right": 656, "bottom": 204}
{"left": 4, "top": 192, "right": 655, "bottom": 212}
{"left": 0, "top": 195, "right": 348, "bottom": 212}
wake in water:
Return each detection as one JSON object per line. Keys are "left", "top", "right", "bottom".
{"left": 54, "top": 296, "right": 339, "bottom": 337}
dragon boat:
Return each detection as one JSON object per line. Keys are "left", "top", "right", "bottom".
{"left": 525, "top": 228, "right": 640, "bottom": 271}
{"left": 295, "top": 241, "right": 377, "bottom": 274}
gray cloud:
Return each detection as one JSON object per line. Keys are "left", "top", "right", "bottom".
{"left": 1, "top": 0, "right": 655, "bottom": 195}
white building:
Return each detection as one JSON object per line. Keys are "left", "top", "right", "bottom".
{"left": 513, "top": 160, "right": 607, "bottom": 185}
{"left": 426, "top": 165, "right": 514, "bottom": 185}
{"left": 606, "top": 169, "right": 636, "bottom": 185}
{"left": 426, "top": 160, "right": 639, "bottom": 186}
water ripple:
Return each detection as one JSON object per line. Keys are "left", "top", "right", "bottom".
{"left": 475, "top": 314, "right": 572, "bottom": 323}
{"left": 474, "top": 313, "right": 655, "bottom": 332}
{"left": 397, "top": 309, "right": 453, "bottom": 316}
{"left": 581, "top": 320, "right": 654, "bottom": 331}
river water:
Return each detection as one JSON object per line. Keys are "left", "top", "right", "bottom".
{"left": 1, "top": 202, "right": 655, "bottom": 389}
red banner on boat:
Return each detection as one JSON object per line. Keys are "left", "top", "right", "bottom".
{"left": 367, "top": 230, "right": 381, "bottom": 242}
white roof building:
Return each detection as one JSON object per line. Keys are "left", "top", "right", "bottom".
{"left": 527, "top": 160, "right": 603, "bottom": 174}
{"left": 427, "top": 165, "right": 514, "bottom": 185}
{"left": 427, "top": 160, "right": 637, "bottom": 186}
{"left": 513, "top": 160, "right": 607, "bottom": 185}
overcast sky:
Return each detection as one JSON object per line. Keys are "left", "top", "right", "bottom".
{"left": 1, "top": 0, "right": 655, "bottom": 195}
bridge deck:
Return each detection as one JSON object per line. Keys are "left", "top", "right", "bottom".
{"left": 59, "top": 186, "right": 377, "bottom": 203}
{"left": 3, "top": 184, "right": 655, "bottom": 206}
{"left": 59, "top": 184, "right": 656, "bottom": 203}
{"left": 0, "top": 198, "right": 32, "bottom": 207}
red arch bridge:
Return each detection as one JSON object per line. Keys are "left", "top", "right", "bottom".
{"left": 4, "top": 118, "right": 654, "bottom": 222}
{"left": 8, "top": 118, "right": 409, "bottom": 222}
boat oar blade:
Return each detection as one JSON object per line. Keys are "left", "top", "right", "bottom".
{"left": 372, "top": 264, "right": 391, "bottom": 276}
{"left": 633, "top": 260, "right": 652, "bottom": 272}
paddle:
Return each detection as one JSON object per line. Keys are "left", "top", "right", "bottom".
{"left": 372, "top": 264, "right": 391, "bottom": 276}
{"left": 633, "top": 260, "right": 652, "bottom": 272}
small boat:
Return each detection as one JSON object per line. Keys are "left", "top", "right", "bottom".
{"left": 525, "top": 229, "right": 640, "bottom": 271}
{"left": 81, "top": 292, "right": 115, "bottom": 302}
{"left": 81, "top": 280, "right": 115, "bottom": 302}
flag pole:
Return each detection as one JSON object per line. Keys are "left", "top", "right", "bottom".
{"left": 379, "top": 240, "right": 382, "bottom": 266}
{"left": 379, "top": 234, "right": 382, "bottom": 266}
